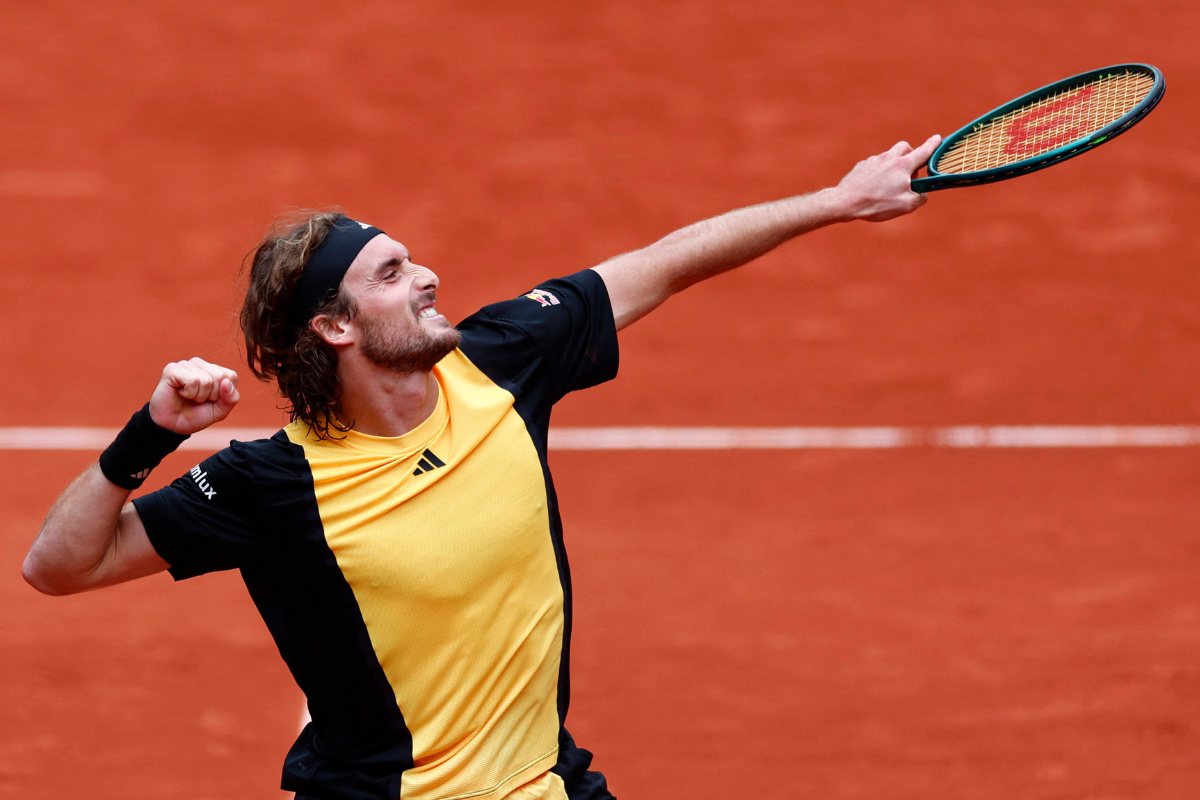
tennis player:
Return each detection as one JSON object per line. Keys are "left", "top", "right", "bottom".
{"left": 23, "top": 135, "right": 939, "bottom": 800}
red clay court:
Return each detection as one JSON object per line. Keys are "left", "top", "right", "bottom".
{"left": 2, "top": 1, "right": 1199, "bottom": 798}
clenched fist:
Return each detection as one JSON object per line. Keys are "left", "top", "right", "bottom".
{"left": 148, "top": 358, "right": 240, "bottom": 435}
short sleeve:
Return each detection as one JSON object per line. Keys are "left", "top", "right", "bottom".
{"left": 456, "top": 269, "right": 618, "bottom": 408}
{"left": 132, "top": 441, "right": 268, "bottom": 580}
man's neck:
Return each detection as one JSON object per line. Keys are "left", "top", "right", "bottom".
{"left": 335, "top": 358, "right": 440, "bottom": 438}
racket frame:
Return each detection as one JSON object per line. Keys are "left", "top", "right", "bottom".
{"left": 911, "top": 63, "right": 1164, "bottom": 193}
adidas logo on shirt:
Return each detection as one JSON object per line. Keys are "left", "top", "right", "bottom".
{"left": 412, "top": 449, "right": 446, "bottom": 476}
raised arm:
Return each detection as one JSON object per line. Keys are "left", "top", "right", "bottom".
{"left": 22, "top": 358, "right": 239, "bottom": 595}
{"left": 592, "top": 135, "right": 941, "bottom": 330}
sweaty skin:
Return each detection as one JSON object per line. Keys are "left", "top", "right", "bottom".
{"left": 22, "top": 133, "right": 940, "bottom": 596}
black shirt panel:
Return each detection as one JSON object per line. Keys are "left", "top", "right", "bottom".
{"left": 456, "top": 269, "right": 619, "bottom": 420}
{"left": 553, "top": 728, "right": 616, "bottom": 800}
{"left": 133, "top": 434, "right": 295, "bottom": 580}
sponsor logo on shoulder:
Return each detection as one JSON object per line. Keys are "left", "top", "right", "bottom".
{"left": 188, "top": 464, "right": 217, "bottom": 500}
{"left": 523, "top": 289, "right": 560, "bottom": 307}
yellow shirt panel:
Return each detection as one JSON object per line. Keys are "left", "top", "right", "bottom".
{"left": 503, "top": 771, "right": 568, "bottom": 800}
{"left": 285, "top": 350, "right": 564, "bottom": 800}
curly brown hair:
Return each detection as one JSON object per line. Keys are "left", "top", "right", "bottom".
{"left": 240, "top": 209, "right": 357, "bottom": 439}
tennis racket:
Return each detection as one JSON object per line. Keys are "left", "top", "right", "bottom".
{"left": 911, "top": 63, "right": 1164, "bottom": 192}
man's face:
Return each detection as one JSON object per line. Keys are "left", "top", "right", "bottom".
{"left": 337, "top": 234, "right": 462, "bottom": 373}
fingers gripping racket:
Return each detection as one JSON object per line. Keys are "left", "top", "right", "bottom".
{"left": 912, "top": 63, "right": 1165, "bottom": 192}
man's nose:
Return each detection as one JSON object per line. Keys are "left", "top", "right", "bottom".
{"left": 414, "top": 266, "right": 439, "bottom": 292}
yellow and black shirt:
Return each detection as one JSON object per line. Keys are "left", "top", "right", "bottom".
{"left": 133, "top": 270, "right": 619, "bottom": 800}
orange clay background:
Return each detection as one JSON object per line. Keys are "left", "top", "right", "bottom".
{"left": 2, "top": 2, "right": 1199, "bottom": 798}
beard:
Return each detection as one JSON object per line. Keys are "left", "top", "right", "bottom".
{"left": 358, "top": 303, "right": 462, "bottom": 374}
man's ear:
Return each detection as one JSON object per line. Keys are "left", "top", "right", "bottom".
{"left": 311, "top": 313, "right": 354, "bottom": 347}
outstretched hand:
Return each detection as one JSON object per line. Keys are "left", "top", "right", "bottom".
{"left": 148, "top": 357, "right": 240, "bottom": 435}
{"left": 834, "top": 134, "right": 942, "bottom": 222}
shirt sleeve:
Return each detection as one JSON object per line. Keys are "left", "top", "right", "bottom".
{"left": 456, "top": 269, "right": 619, "bottom": 408}
{"left": 132, "top": 440, "right": 269, "bottom": 580}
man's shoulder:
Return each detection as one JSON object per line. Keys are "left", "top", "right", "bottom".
{"left": 191, "top": 428, "right": 311, "bottom": 485}
{"left": 214, "top": 428, "right": 299, "bottom": 458}
{"left": 459, "top": 269, "right": 607, "bottom": 332}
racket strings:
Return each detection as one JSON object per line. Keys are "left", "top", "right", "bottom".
{"left": 936, "top": 71, "right": 1154, "bottom": 174}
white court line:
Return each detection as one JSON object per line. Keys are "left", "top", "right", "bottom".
{"left": 548, "top": 426, "right": 916, "bottom": 449}
{"left": 933, "top": 425, "right": 1200, "bottom": 448}
{"left": 2, "top": 426, "right": 1200, "bottom": 450}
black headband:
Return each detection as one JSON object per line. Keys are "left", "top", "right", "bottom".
{"left": 287, "top": 216, "right": 385, "bottom": 336}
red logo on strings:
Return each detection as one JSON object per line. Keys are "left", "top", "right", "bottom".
{"left": 1004, "top": 85, "right": 1094, "bottom": 155}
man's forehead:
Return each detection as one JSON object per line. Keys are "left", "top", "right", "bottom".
{"left": 346, "top": 234, "right": 409, "bottom": 276}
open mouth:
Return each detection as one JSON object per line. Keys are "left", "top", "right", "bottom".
{"left": 413, "top": 293, "right": 441, "bottom": 320}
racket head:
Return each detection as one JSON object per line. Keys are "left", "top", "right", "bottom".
{"left": 912, "top": 63, "right": 1165, "bottom": 192}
